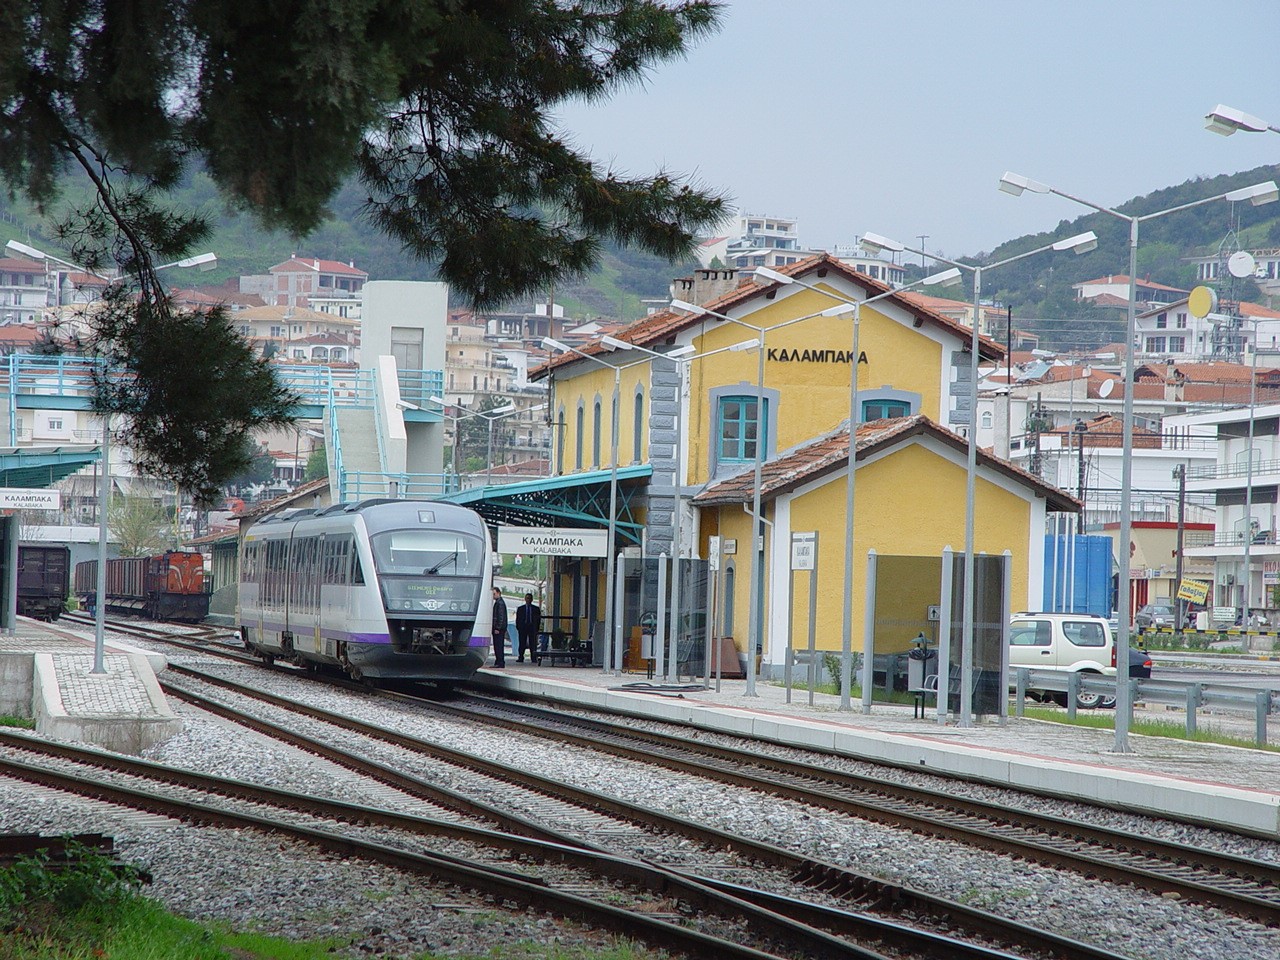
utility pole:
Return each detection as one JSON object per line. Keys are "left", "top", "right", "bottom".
{"left": 1174, "top": 463, "right": 1187, "bottom": 630}
{"left": 917, "top": 235, "right": 929, "bottom": 269}
{"left": 1075, "top": 420, "right": 1087, "bottom": 535}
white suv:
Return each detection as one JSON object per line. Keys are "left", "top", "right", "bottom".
{"left": 1009, "top": 612, "right": 1116, "bottom": 708}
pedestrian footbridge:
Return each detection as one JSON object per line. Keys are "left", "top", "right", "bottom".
{"left": 0, "top": 353, "right": 450, "bottom": 501}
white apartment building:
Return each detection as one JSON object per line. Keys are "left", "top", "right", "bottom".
{"left": 1172, "top": 401, "right": 1280, "bottom": 618}
{"left": 1136, "top": 298, "right": 1280, "bottom": 361}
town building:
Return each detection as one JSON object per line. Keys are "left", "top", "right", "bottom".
{"left": 467, "top": 254, "right": 1082, "bottom": 676}
{"left": 239, "top": 256, "right": 369, "bottom": 311}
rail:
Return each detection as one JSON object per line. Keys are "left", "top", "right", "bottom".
{"left": 341, "top": 470, "right": 456, "bottom": 501}
{"left": 1184, "top": 530, "right": 1278, "bottom": 548}
{"left": 1013, "top": 668, "right": 1277, "bottom": 744}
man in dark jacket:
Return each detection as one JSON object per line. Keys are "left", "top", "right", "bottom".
{"left": 515, "top": 592, "right": 542, "bottom": 663}
{"left": 491, "top": 587, "right": 508, "bottom": 667}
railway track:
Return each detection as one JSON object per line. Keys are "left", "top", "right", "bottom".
{"left": 156, "top": 662, "right": 1130, "bottom": 960}
{"left": 428, "top": 690, "right": 1280, "bottom": 926}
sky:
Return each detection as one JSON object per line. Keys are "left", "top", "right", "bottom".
{"left": 553, "top": 0, "right": 1280, "bottom": 264}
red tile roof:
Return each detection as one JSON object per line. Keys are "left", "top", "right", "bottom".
{"left": 269, "top": 257, "right": 368, "bottom": 277}
{"left": 692, "top": 414, "right": 1078, "bottom": 512}
{"left": 532, "top": 253, "right": 1004, "bottom": 380}
{"left": 1074, "top": 275, "right": 1190, "bottom": 294}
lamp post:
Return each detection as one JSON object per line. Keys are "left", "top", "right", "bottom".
{"left": 1205, "top": 104, "right": 1280, "bottom": 137}
{"left": 856, "top": 230, "right": 1099, "bottom": 725}
{"left": 542, "top": 337, "right": 625, "bottom": 673}
{"left": 425, "top": 397, "right": 518, "bottom": 483}
{"left": 668, "top": 299, "right": 852, "bottom": 696}
{"left": 4, "top": 241, "right": 219, "bottom": 675}
{"left": 754, "top": 264, "right": 964, "bottom": 711}
{"left": 1241, "top": 319, "right": 1260, "bottom": 632}
{"left": 999, "top": 171, "right": 1279, "bottom": 751}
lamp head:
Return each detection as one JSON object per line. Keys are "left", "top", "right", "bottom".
{"left": 1053, "top": 231, "right": 1099, "bottom": 255}
{"left": 1204, "top": 103, "right": 1268, "bottom": 136}
{"left": 599, "top": 335, "right": 630, "bottom": 352}
{"left": 427, "top": 395, "right": 447, "bottom": 406}
{"left": 666, "top": 344, "right": 696, "bottom": 358}
{"left": 1226, "top": 180, "right": 1280, "bottom": 206}
{"left": 923, "top": 267, "right": 963, "bottom": 287}
{"left": 729, "top": 338, "right": 762, "bottom": 352}
{"left": 754, "top": 266, "right": 793, "bottom": 284}
{"left": 395, "top": 399, "right": 420, "bottom": 411}
{"left": 859, "top": 232, "right": 904, "bottom": 256}
{"left": 541, "top": 336, "right": 568, "bottom": 353}
{"left": 998, "top": 171, "right": 1051, "bottom": 197}
{"left": 6, "top": 240, "right": 44, "bottom": 260}
{"left": 176, "top": 252, "right": 218, "bottom": 271}
{"left": 820, "top": 304, "right": 855, "bottom": 318}
{"left": 491, "top": 404, "right": 517, "bottom": 416}
{"left": 669, "top": 299, "right": 706, "bottom": 316}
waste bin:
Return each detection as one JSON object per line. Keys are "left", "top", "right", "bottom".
{"left": 906, "top": 632, "right": 936, "bottom": 691}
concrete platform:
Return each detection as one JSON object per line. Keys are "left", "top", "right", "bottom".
{"left": 0, "top": 625, "right": 181, "bottom": 755}
{"left": 470, "top": 663, "right": 1280, "bottom": 839}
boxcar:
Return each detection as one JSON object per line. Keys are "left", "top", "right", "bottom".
{"left": 16, "top": 545, "right": 70, "bottom": 621}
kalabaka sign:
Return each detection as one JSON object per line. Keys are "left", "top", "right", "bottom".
{"left": 766, "top": 348, "right": 868, "bottom": 364}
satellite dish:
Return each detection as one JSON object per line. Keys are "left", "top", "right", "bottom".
{"left": 1229, "top": 251, "right": 1258, "bottom": 279}
{"left": 1098, "top": 379, "right": 1115, "bottom": 398}
{"left": 1189, "top": 285, "right": 1219, "bottom": 319}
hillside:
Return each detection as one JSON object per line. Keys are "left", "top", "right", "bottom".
{"left": 0, "top": 170, "right": 695, "bottom": 326}
{"left": 6, "top": 162, "right": 1280, "bottom": 347}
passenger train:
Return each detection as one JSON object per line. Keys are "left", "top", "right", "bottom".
{"left": 237, "top": 499, "right": 494, "bottom": 683}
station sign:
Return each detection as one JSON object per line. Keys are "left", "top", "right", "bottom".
{"left": 0, "top": 489, "right": 60, "bottom": 510}
{"left": 790, "top": 532, "right": 816, "bottom": 570}
{"left": 497, "top": 525, "right": 608, "bottom": 557}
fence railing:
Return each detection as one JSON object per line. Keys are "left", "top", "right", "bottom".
{"left": 1013, "top": 668, "right": 1276, "bottom": 744}
{"left": 1184, "top": 530, "right": 1278, "bottom": 548}
{"left": 341, "top": 470, "right": 457, "bottom": 501}
{"left": 1187, "top": 458, "right": 1280, "bottom": 481}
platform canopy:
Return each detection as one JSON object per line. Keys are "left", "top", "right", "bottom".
{"left": 439, "top": 464, "right": 651, "bottom": 546}
{"left": 0, "top": 445, "right": 99, "bottom": 489}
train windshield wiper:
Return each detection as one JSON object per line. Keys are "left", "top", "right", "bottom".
{"left": 423, "top": 553, "right": 458, "bottom": 575}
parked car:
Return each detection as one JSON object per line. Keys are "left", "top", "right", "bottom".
{"left": 1134, "top": 603, "right": 1175, "bottom": 630}
{"left": 1009, "top": 611, "right": 1121, "bottom": 709}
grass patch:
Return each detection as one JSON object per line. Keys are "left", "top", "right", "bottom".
{"left": 0, "top": 842, "right": 669, "bottom": 959}
{"left": 1021, "top": 707, "right": 1278, "bottom": 751}
{"left": 0, "top": 715, "right": 35, "bottom": 729}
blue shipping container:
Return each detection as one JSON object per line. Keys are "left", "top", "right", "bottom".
{"left": 1043, "top": 534, "right": 1113, "bottom": 617}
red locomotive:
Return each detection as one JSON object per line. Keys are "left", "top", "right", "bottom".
{"left": 74, "top": 551, "right": 210, "bottom": 622}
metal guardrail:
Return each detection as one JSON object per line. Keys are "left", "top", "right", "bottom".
{"left": 1013, "top": 668, "right": 1277, "bottom": 745}
{"left": 1187, "top": 458, "right": 1280, "bottom": 481}
{"left": 341, "top": 471, "right": 457, "bottom": 501}
{"left": 1184, "top": 530, "right": 1278, "bottom": 548}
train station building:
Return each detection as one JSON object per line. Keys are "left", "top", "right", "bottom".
{"left": 455, "top": 256, "right": 1079, "bottom": 674}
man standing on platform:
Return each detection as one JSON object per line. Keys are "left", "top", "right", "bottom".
{"left": 491, "top": 587, "right": 508, "bottom": 668}
{"left": 516, "top": 592, "right": 542, "bottom": 663}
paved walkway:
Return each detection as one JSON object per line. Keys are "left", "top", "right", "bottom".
{"left": 474, "top": 661, "right": 1280, "bottom": 837}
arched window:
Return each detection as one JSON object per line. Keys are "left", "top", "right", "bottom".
{"left": 575, "top": 403, "right": 585, "bottom": 470}
{"left": 723, "top": 564, "right": 736, "bottom": 638}
{"left": 633, "top": 387, "right": 644, "bottom": 463}
{"left": 592, "top": 397, "right": 602, "bottom": 467}
{"left": 861, "top": 398, "right": 910, "bottom": 421}
{"left": 556, "top": 406, "right": 566, "bottom": 473}
{"left": 980, "top": 411, "right": 993, "bottom": 430}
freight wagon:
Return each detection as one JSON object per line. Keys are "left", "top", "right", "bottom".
{"left": 74, "top": 551, "right": 210, "bottom": 622}
{"left": 16, "top": 545, "right": 70, "bottom": 621}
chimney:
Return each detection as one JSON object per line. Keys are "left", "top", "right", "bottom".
{"left": 686, "top": 267, "right": 741, "bottom": 306}
{"left": 313, "top": 259, "right": 320, "bottom": 270}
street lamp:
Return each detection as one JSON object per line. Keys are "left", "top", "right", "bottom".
{"left": 755, "top": 264, "right": 963, "bottom": 711}
{"left": 484, "top": 403, "right": 544, "bottom": 484}
{"left": 6, "top": 240, "right": 219, "bottom": 676}
{"left": 999, "top": 170, "right": 1279, "bottom": 751}
{"left": 668, "top": 298, "right": 849, "bottom": 696}
{"left": 542, "top": 336, "right": 625, "bottom": 673}
{"left": 425, "top": 396, "right": 516, "bottom": 481}
{"left": 856, "top": 230, "right": 1098, "bottom": 724}
{"left": 1204, "top": 104, "right": 1280, "bottom": 137}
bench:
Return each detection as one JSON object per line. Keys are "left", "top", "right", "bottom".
{"left": 908, "top": 665, "right": 963, "bottom": 719}
{"left": 534, "top": 641, "right": 593, "bottom": 668}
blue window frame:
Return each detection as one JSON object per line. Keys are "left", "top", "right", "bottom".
{"left": 862, "top": 398, "right": 910, "bottom": 421}
{"left": 718, "top": 395, "right": 766, "bottom": 462}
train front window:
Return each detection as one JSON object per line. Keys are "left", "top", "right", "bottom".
{"left": 371, "top": 530, "right": 484, "bottom": 577}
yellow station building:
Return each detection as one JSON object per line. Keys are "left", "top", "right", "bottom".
{"left": 504, "top": 255, "right": 1077, "bottom": 672}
